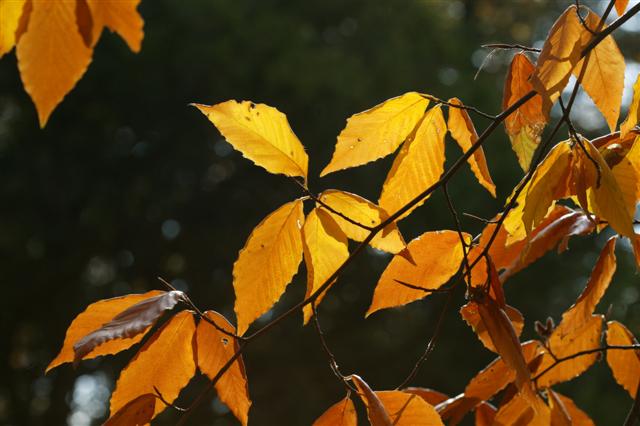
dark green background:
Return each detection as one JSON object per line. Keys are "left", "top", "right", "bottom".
{"left": 1, "top": 1, "right": 639, "bottom": 424}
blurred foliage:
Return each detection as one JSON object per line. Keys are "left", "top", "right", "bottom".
{"left": 1, "top": 0, "right": 639, "bottom": 424}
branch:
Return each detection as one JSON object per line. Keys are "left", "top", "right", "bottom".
{"left": 421, "top": 94, "right": 496, "bottom": 120}
{"left": 481, "top": 43, "right": 541, "bottom": 53}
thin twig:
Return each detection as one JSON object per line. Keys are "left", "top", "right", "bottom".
{"left": 462, "top": 212, "right": 499, "bottom": 224}
{"left": 481, "top": 43, "right": 541, "bottom": 53}
{"left": 154, "top": 386, "right": 187, "bottom": 412}
{"left": 394, "top": 279, "right": 452, "bottom": 294}
{"left": 624, "top": 379, "right": 640, "bottom": 426}
{"left": 443, "top": 184, "right": 472, "bottom": 285}
{"left": 421, "top": 94, "right": 496, "bottom": 120}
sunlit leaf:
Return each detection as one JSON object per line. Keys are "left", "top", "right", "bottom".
{"left": 194, "top": 100, "right": 308, "bottom": 179}
{"left": 379, "top": 105, "right": 446, "bottom": 218}
{"left": 351, "top": 375, "right": 393, "bottom": 426}
{"left": 492, "top": 392, "right": 550, "bottom": 426}
{"left": 552, "top": 391, "right": 595, "bottom": 426}
{"left": 103, "top": 394, "right": 156, "bottom": 426}
{"left": 548, "top": 390, "right": 572, "bottom": 426}
{"left": 302, "top": 208, "right": 349, "bottom": 324}
{"left": 447, "top": 98, "right": 496, "bottom": 196}
{"left": 196, "top": 311, "right": 250, "bottom": 426}
{"left": 621, "top": 74, "right": 640, "bottom": 137}
{"left": 320, "top": 92, "right": 429, "bottom": 176}
{"left": 312, "top": 397, "right": 357, "bottom": 426}
{"left": 109, "top": 311, "right": 196, "bottom": 420}
{"left": 367, "top": 230, "right": 468, "bottom": 316}
{"left": 606, "top": 320, "right": 640, "bottom": 398}
{"left": 403, "top": 387, "right": 449, "bottom": 406}
{"left": 233, "top": 199, "right": 305, "bottom": 335}
{"left": 86, "top": 0, "right": 144, "bottom": 52}
{"left": 0, "top": 0, "right": 27, "bottom": 57}
{"left": 615, "top": 0, "right": 630, "bottom": 16}
{"left": 376, "top": 391, "right": 444, "bottom": 426}
{"left": 461, "top": 302, "right": 524, "bottom": 353}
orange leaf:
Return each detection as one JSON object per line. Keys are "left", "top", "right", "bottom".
{"left": 621, "top": 74, "right": 640, "bottom": 137}
{"left": 606, "top": 320, "right": 640, "bottom": 398}
{"left": 16, "top": 0, "right": 94, "bottom": 127}
{"left": 616, "top": 0, "right": 630, "bottom": 16}
{"left": 475, "top": 402, "right": 497, "bottom": 426}
{"left": 366, "top": 230, "right": 468, "bottom": 316}
{"left": 461, "top": 302, "right": 524, "bottom": 353}
{"left": 233, "top": 199, "right": 304, "bottom": 335}
{"left": 0, "top": 0, "right": 27, "bottom": 57}
{"left": 312, "top": 397, "right": 357, "bottom": 426}
{"left": 503, "top": 53, "right": 546, "bottom": 171}
{"left": 351, "top": 375, "right": 393, "bottom": 426}
{"left": 379, "top": 105, "right": 446, "bottom": 218}
{"left": 554, "top": 392, "right": 595, "bottom": 426}
{"left": 73, "top": 290, "right": 186, "bottom": 363}
{"left": 376, "top": 391, "right": 444, "bottom": 426}
{"left": 447, "top": 98, "right": 496, "bottom": 197}
{"left": 109, "top": 311, "right": 196, "bottom": 420}
{"left": 301, "top": 208, "right": 349, "bottom": 323}
{"left": 403, "top": 387, "right": 449, "bottom": 406}
{"left": 318, "top": 189, "right": 405, "bottom": 254}
{"left": 492, "top": 392, "right": 550, "bottom": 426}
{"left": 196, "top": 311, "right": 251, "bottom": 426}
{"left": 103, "top": 394, "right": 156, "bottom": 426}
{"left": 548, "top": 390, "right": 572, "bottom": 426}
{"left": 86, "top": 0, "right": 144, "bottom": 52}
{"left": 47, "top": 290, "right": 165, "bottom": 373}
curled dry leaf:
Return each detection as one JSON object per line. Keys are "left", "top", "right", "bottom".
{"left": 461, "top": 302, "right": 524, "bottom": 353}
{"left": 606, "top": 320, "right": 640, "bottom": 398}
{"left": 321, "top": 92, "right": 429, "bottom": 176}
{"left": 109, "top": 311, "right": 196, "bottom": 421}
{"left": 47, "top": 290, "right": 165, "bottom": 373}
{"left": 312, "top": 397, "right": 357, "bottom": 426}
{"left": 366, "top": 230, "right": 469, "bottom": 317}
{"left": 196, "top": 311, "right": 251, "bottom": 426}
{"left": 193, "top": 101, "right": 308, "bottom": 180}
{"left": 103, "top": 394, "right": 156, "bottom": 426}
{"left": 73, "top": 290, "right": 186, "bottom": 363}
{"left": 351, "top": 375, "right": 393, "bottom": 426}
{"left": 233, "top": 199, "right": 305, "bottom": 335}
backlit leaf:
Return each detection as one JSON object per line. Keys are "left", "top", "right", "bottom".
{"left": 379, "top": 105, "right": 446, "bottom": 218}
{"left": 109, "top": 311, "right": 196, "bottom": 420}
{"left": 196, "top": 311, "right": 250, "bottom": 426}
{"left": 312, "top": 397, "right": 357, "bottom": 426}
{"left": 447, "top": 98, "right": 496, "bottom": 197}
{"left": 86, "top": 0, "right": 144, "bottom": 52}
{"left": 302, "top": 208, "right": 349, "bottom": 324}
{"left": 351, "top": 375, "right": 393, "bottom": 426}
{"left": 376, "top": 391, "right": 444, "bottom": 426}
{"left": 492, "top": 392, "right": 550, "bottom": 426}
{"left": 616, "top": 0, "right": 630, "bottom": 16}
{"left": 233, "top": 199, "right": 305, "bottom": 335}
{"left": 475, "top": 402, "right": 497, "bottom": 426}
{"left": 47, "top": 290, "right": 165, "bottom": 373}
{"left": 503, "top": 53, "right": 546, "bottom": 171}
{"left": 553, "top": 392, "right": 595, "bottom": 426}
{"left": 548, "top": 390, "right": 572, "bottom": 426}
{"left": 103, "top": 394, "right": 156, "bottom": 426}
{"left": 318, "top": 189, "right": 405, "bottom": 254}
{"left": 606, "top": 320, "right": 640, "bottom": 398}
{"left": 367, "top": 230, "right": 468, "bottom": 316}
{"left": 621, "top": 74, "right": 640, "bottom": 137}
{"left": 461, "top": 302, "right": 524, "bottom": 353}
{"left": 194, "top": 101, "right": 308, "bottom": 180}
{"left": 0, "top": 0, "right": 26, "bottom": 57}
{"left": 320, "top": 92, "right": 429, "bottom": 176}
{"left": 403, "top": 387, "right": 449, "bottom": 406}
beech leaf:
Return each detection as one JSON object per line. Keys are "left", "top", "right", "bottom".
{"left": 103, "top": 394, "right": 156, "bottom": 426}
{"left": 0, "top": 0, "right": 27, "bottom": 57}
{"left": 620, "top": 74, "right": 640, "bottom": 138}
{"left": 461, "top": 302, "right": 525, "bottom": 353}
{"left": 86, "top": 0, "right": 144, "bottom": 52}
{"left": 606, "top": 320, "right": 640, "bottom": 398}
{"left": 351, "top": 375, "right": 393, "bottom": 426}
{"left": 375, "top": 391, "right": 444, "bottom": 426}
{"left": 312, "top": 397, "right": 357, "bottom": 426}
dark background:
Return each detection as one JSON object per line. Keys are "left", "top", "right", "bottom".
{"left": 1, "top": 0, "right": 640, "bottom": 425}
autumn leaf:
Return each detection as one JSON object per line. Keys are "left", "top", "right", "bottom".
{"left": 366, "top": 230, "right": 468, "bottom": 316}
{"left": 47, "top": 290, "right": 165, "bottom": 373}
{"left": 548, "top": 390, "right": 572, "bottom": 426}
{"left": 554, "top": 392, "right": 595, "bottom": 426}
{"left": 302, "top": 208, "right": 349, "bottom": 324}
{"left": 103, "top": 394, "right": 156, "bottom": 426}
{"left": 503, "top": 53, "right": 546, "bottom": 171}
{"left": 0, "top": 0, "right": 26, "bottom": 57}
{"left": 86, "top": 0, "right": 144, "bottom": 52}
{"left": 320, "top": 92, "right": 429, "bottom": 176}
{"left": 194, "top": 101, "right": 308, "bottom": 180}
{"left": 312, "top": 397, "right": 357, "bottom": 426}
{"left": 447, "top": 98, "right": 496, "bottom": 197}
{"left": 492, "top": 392, "right": 550, "bottom": 426}
{"left": 616, "top": 0, "right": 630, "bottom": 16}
{"left": 73, "top": 290, "right": 186, "bottom": 363}
{"left": 461, "top": 302, "right": 524, "bottom": 353}
{"left": 233, "top": 199, "right": 304, "bottom": 335}
{"left": 606, "top": 320, "right": 640, "bottom": 398}
{"left": 403, "top": 387, "right": 449, "bottom": 406}
{"left": 572, "top": 8, "right": 625, "bottom": 132}
{"left": 318, "top": 189, "right": 405, "bottom": 254}
{"left": 474, "top": 402, "right": 497, "bottom": 426}
{"left": 109, "top": 311, "right": 196, "bottom": 421}
{"left": 532, "top": 5, "right": 584, "bottom": 117}
{"left": 379, "top": 105, "right": 447, "bottom": 218}
{"left": 351, "top": 375, "right": 393, "bottom": 426}
{"left": 196, "top": 311, "right": 251, "bottom": 426}
{"left": 620, "top": 74, "right": 640, "bottom": 137}
{"left": 376, "top": 391, "right": 444, "bottom": 426}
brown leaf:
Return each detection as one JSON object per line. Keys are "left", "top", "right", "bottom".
{"left": 312, "top": 397, "right": 357, "bottom": 426}
{"left": 103, "top": 394, "right": 156, "bottom": 426}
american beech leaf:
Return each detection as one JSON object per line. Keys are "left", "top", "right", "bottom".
{"left": 379, "top": 105, "right": 446, "bottom": 218}
{"left": 320, "top": 92, "right": 429, "bottom": 176}
{"left": 351, "top": 375, "right": 393, "bottom": 426}
{"left": 86, "top": 0, "right": 144, "bottom": 52}
{"left": 492, "top": 392, "right": 550, "bottom": 426}
{"left": 73, "top": 290, "right": 186, "bottom": 364}
{"left": 47, "top": 290, "right": 165, "bottom": 373}
{"left": 196, "top": 311, "right": 251, "bottom": 426}
{"left": 318, "top": 189, "right": 405, "bottom": 254}
{"left": 376, "top": 391, "right": 444, "bottom": 426}
{"left": 302, "top": 208, "right": 349, "bottom": 324}
{"left": 103, "top": 394, "right": 156, "bottom": 426}
{"left": 193, "top": 100, "right": 309, "bottom": 180}
{"left": 109, "top": 311, "right": 196, "bottom": 421}
{"left": 554, "top": 392, "right": 595, "bottom": 426}
{"left": 403, "top": 387, "right": 449, "bottom": 406}
{"left": 615, "top": 0, "right": 630, "bottom": 16}
{"left": 0, "top": 0, "right": 27, "bottom": 57}
{"left": 606, "top": 320, "right": 640, "bottom": 398}
{"left": 548, "top": 390, "right": 572, "bottom": 426}
{"left": 461, "top": 302, "right": 524, "bottom": 353}
{"left": 366, "top": 230, "right": 469, "bottom": 316}
{"left": 447, "top": 98, "right": 496, "bottom": 197}
{"left": 233, "top": 199, "right": 305, "bottom": 335}
{"left": 474, "top": 402, "right": 497, "bottom": 426}
{"left": 312, "top": 397, "right": 357, "bottom": 426}
{"left": 503, "top": 53, "right": 546, "bottom": 171}
{"left": 620, "top": 74, "right": 640, "bottom": 137}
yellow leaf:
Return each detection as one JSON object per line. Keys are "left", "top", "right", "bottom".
{"left": 461, "top": 302, "right": 524, "bottom": 353}
{"left": 103, "top": 394, "right": 156, "bottom": 426}
{"left": 366, "top": 230, "right": 468, "bottom": 316}
{"left": 109, "top": 311, "right": 196, "bottom": 420}
{"left": 318, "top": 189, "right": 405, "bottom": 254}
{"left": 532, "top": 5, "right": 584, "bottom": 117}
{"left": 86, "top": 0, "right": 144, "bottom": 52}
{"left": 196, "top": 311, "right": 251, "bottom": 426}
{"left": 16, "top": 0, "right": 94, "bottom": 127}
{"left": 606, "top": 320, "right": 640, "bottom": 398}
{"left": 320, "top": 92, "right": 429, "bottom": 176}
{"left": 572, "top": 9, "right": 625, "bottom": 132}
{"left": 0, "top": 0, "right": 26, "bottom": 57}
{"left": 351, "top": 375, "right": 393, "bottom": 426}
{"left": 233, "top": 199, "right": 304, "bottom": 335}
{"left": 621, "top": 74, "right": 640, "bottom": 137}
{"left": 376, "top": 391, "right": 444, "bottom": 426}
{"left": 194, "top": 101, "right": 308, "bottom": 180}
{"left": 616, "top": 0, "right": 630, "bottom": 16}
{"left": 503, "top": 53, "right": 546, "bottom": 171}
{"left": 46, "top": 290, "right": 165, "bottom": 373}
{"left": 447, "top": 98, "right": 496, "bottom": 197}
{"left": 302, "top": 208, "right": 349, "bottom": 324}
{"left": 312, "top": 397, "right": 357, "bottom": 426}
{"left": 379, "top": 105, "right": 446, "bottom": 218}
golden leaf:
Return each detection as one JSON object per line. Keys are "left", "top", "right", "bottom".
{"left": 553, "top": 392, "right": 595, "bottom": 426}
{"left": 606, "top": 320, "right": 640, "bottom": 398}
{"left": 86, "top": 0, "right": 144, "bottom": 52}
{"left": 0, "top": 0, "right": 27, "bottom": 57}
{"left": 461, "top": 302, "right": 524, "bottom": 353}
{"left": 351, "top": 375, "right": 393, "bottom": 426}
{"left": 376, "top": 391, "right": 444, "bottom": 426}
{"left": 620, "top": 74, "right": 640, "bottom": 137}
{"left": 103, "top": 394, "right": 156, "bottom": 426}
{"left": 312, "top": 397, "right": 357, "bottom": 426}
